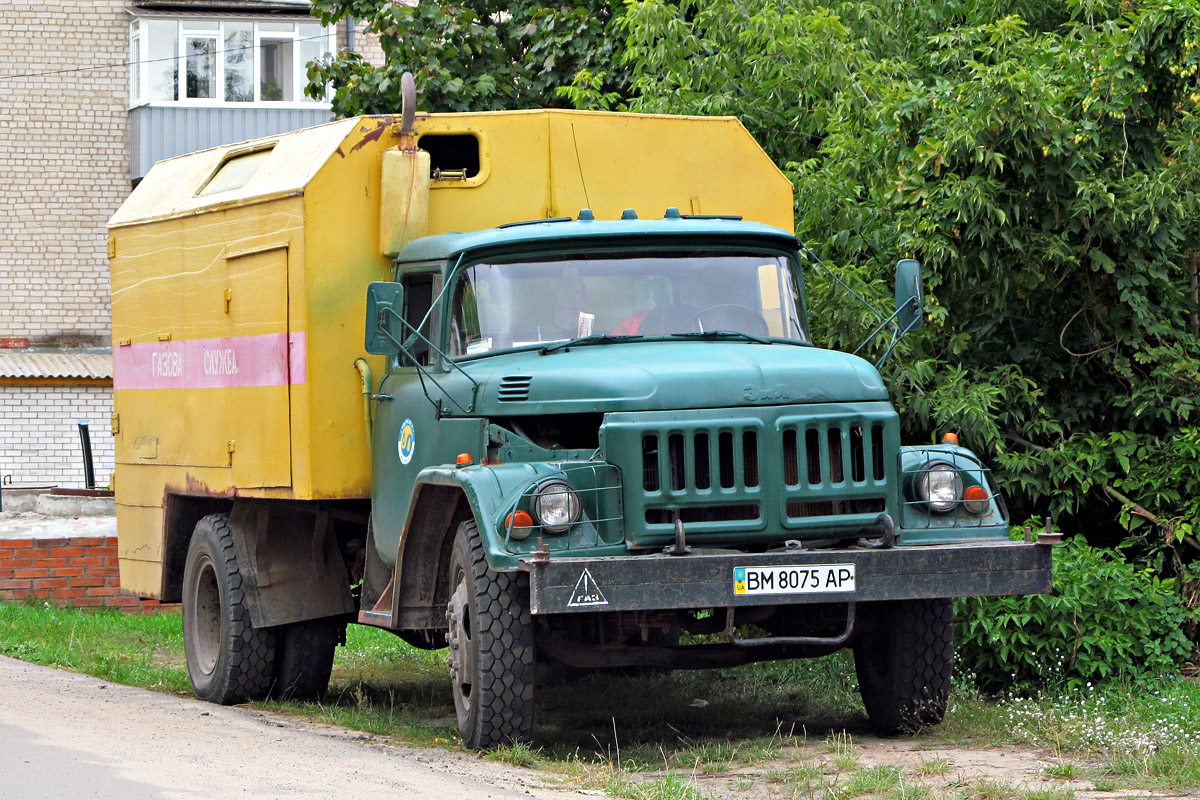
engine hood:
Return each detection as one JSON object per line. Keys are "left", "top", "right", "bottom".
{"left": 463, "top": 341, "right": 888, "bottom": 416}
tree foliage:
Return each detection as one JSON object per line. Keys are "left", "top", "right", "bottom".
{"left": 308, "top": 0, "right": 1200, "bottom": 572}
{"left": 617, "top": 0, "right": 1200, "bottom": 561}
{"left": 306, "top": 0, "right": 625, "bottom": 113}
{"left": 957, "top": 535, "right": 1194, "bottom": 690}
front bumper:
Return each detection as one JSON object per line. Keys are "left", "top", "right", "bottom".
{"left": 522, "top": 540, "right": 1051, "bottom": 615}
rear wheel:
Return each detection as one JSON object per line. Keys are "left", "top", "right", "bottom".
{"left": 271, "top": 617, "right": 343, "bottom": 701}
{"left": 182, "top": 513, "right": 275, "bottom": 704}
{"left": 445, "top": 520, "right": 535, "bottom": 748}
{"left": 853, "top": 599, "right": 953, "bottom": 734}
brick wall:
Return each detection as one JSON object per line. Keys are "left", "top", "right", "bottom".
{"left": 0, "top": 0, "right": 130, "bottom": 346}
{"left": 0, "top": 3, "right": 370, "bottom": 489}
{"left": 338, "top": 17, "right": 387, "bottom": 69}
{"left": 0, "top": 536, "right": 170, "bottom": 611}
{"left": 0, "top": 385, "right": 115, "bottom": 488}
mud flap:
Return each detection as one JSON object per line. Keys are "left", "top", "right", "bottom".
{"left": 229, "top": 501, "right": 356, "bottom": 628}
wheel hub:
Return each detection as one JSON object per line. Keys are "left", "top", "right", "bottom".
{"left": 446, "top": 581, "right": 474, "bottom": 712}
{"left": 187, "top": 557, "right": 222, "bottom": 676}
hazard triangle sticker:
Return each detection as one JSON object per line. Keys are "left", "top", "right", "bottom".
{"left": 567, "top": 568, "right": 608, "bottom": 608}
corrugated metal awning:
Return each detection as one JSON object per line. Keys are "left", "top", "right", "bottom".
{"left": 0, "top": 351, "right": 113, "bottom": 380}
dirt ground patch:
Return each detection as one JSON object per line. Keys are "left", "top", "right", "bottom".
{"left": 630, "top": 737, "right": 1184, "bottom": 800}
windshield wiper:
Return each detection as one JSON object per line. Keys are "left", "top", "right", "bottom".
{"left": 540, "top": 334, "right": 644, "bottom": 354}
{"left": 669, "top": 330, "right": 772, "bottom": 345}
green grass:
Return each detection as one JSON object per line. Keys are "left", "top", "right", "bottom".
{"left": 1041, "top": 762, "right": 1082, "bottom": 780}
{"left": 845, "top": 764, "right": 903, "bottom": 795}
{"left": 4, "top": 598, "right": 1200, "bottom": 799}
{"left": 971, "top": 778, "right": 1019, "bottom": 800}
{"left": 1018, "top": 788, "right": 1075, "bottom": 800}
{"left": 0, "top": 600, "right": 189, "bottom": 692}
{"left": 915, "top": 757, "right": 954, "bottom": 776}
{"left": 942, "top": 676, "right": 1200, "bottom": 791}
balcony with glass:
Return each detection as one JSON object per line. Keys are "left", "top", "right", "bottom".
{"left": 128, "top": 16, "right": 336, "bottom": 180}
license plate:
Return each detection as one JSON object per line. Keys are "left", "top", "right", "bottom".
{"left": 733, "top": 564, "right": 856, "bottom": 596}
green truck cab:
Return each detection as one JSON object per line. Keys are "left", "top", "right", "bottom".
{"left": 361, "top": 211, "right": 1051, "bottom": 747}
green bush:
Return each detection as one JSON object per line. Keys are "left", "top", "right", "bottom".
{"left": 955, "top": 536, "right": 1194, "bottom": 691}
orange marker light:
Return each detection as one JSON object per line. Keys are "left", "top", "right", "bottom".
{"left": 506, "top": 510, "right": 534, "bottom": 529}
{"left": 963, "top": 484, "right": 989, "bottom": 514}
{"left": 455, "top": 452, "right": 472, "bottom": 465}
{"left": 942, "top": 432, "right": 959, "bottom": 444}
{"left": 505, "top": 510, "right": 535, "bottom": 539}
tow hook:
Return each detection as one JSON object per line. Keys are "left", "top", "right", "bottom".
{"left": 664, "top": 512, "right": 693, "bottom": 556}
{"left": 860, "top": 513, "right": 897, "bottom": 549}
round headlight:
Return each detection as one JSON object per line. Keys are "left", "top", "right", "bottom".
{"left": 532, "top": 481, "right": 581, "bottom": 533}
{"left": 916, "top": 461, "right": 963, "bottom": 513}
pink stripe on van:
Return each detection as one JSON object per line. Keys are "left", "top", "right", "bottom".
{"left": 113, "top": 332, "right": 307, "bottom": 390}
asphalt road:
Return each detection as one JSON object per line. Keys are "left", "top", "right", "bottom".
{"left": 0, "top": 656, "right": 581, "bottom": 800}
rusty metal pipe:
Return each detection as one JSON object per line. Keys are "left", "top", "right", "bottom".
{"left": 353, "top": 358, "right": 373, "bottom": 452}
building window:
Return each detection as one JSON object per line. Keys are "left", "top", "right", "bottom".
{"left": 130, "top": 18, "right": 333, "bottom": 107}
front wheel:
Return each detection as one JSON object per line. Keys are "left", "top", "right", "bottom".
{"left": 853, "top": 599, "right": 953, "bottom": 734}
{"left": 445, "top": 520, "right": 535, "bottom": 748}
{"left": 182, "top": 513, "right": 275, "bottom": 704}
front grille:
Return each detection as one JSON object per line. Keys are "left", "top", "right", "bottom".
{"left": 642, "top": 429, "right": 760, "bottom": 493}
{"left": 782, "top": 422, "right": 886, "bottom": 488}
{"left": 604, "top": 405, "right": 897, "bottom": 544}
{"left": 646, "top": 504, "right": 760, "bottom": 524}
{"left": 787, "top": 497, "right": 886, "bottom": 518}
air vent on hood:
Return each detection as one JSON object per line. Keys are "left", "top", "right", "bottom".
{"left": 498, "top": 375, "right": 532, "bottom": 402}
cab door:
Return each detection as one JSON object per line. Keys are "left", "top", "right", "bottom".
{"left": 370, "top": 269, "right": 440, "bottom": 566}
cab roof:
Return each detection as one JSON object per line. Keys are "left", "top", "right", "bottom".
{"left": 393, "top": 214, "right": 799, "bottom": 264}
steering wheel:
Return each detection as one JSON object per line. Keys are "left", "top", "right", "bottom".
{"left": 692, "top": 304, "right": 770, "bottom": 337}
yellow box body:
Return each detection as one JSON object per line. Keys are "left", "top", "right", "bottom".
{"left": 107, "top": 111, "right": 795, "bottom": 597}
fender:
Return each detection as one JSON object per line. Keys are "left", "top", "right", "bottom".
{"left": 385, "top": 461, "right": 562, "bottom": 630}
{"left": 401, "top": 461, "right": 566, "bottom": 572}
{"left": 897, "top": 444, "right": 1008, "bottom": 542}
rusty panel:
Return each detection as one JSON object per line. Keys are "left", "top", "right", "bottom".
{"left": 118, "top": 556, "right": 165, "bottom": 600}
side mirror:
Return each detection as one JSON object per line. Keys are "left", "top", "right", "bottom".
{"left": 894, "top": 259, "right": 923, "bottom": 334}
{"left": 365, "top": 281, "right": 406, "bottom": 355}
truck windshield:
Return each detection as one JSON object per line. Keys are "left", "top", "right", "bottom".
{"left": 449, "top": 252, "right": 808, "bottom": 357}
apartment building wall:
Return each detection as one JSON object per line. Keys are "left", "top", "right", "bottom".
{"left": 0, "top": 4, "right": 375, "bottom": 489}
{"left": 0, "top": 0, "right": 129, "bottom": 347}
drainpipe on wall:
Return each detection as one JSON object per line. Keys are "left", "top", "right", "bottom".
{"left": 347, "top": 16, "right": 355, "bottom": 51}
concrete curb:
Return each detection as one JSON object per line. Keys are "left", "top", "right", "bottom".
{"left": 2, "top": 488, "right": 114, "bottom": 517}
{"left": 34, "top": 493, "right": 115, "bottom": 517}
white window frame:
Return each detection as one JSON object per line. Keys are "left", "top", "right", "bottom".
{"left": 182, "top": 23, "right": 220, "bottom": 103}
{"left": 255, "top": 23, "right": 299, "bottom": 104}
{"left": 129, "top": 28, "right": 141, "bottom": 106}
{"left": 129, "top": 17, "right": 334, "bottom": 110}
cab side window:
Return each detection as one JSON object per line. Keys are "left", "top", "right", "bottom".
{"left": 400, "top": 272, "right": 436, "bottom": 367}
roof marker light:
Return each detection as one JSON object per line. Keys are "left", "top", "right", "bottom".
{"left": 621, "top": 208, "right": 638, "bottom": 220}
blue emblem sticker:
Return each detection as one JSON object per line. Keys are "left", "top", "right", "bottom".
{"left": 397, "top": 418, "right": 416, "bottom": 465}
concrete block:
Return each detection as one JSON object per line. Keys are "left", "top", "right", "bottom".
{"left": 34, "top": 493, "right": 115, "bottom": 517}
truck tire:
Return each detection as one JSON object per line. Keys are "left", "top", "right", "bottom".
{"left": 853, "top": 599, "right": 952, "bottom": 734}
{"left": 182, "top": 513, "right": 276, "bottom": 704}
{"left": 446, "top": 520, "right": 535, "bottom": 748}
{"left": 271, "top": 617, "right": 343, "bottom": 701}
